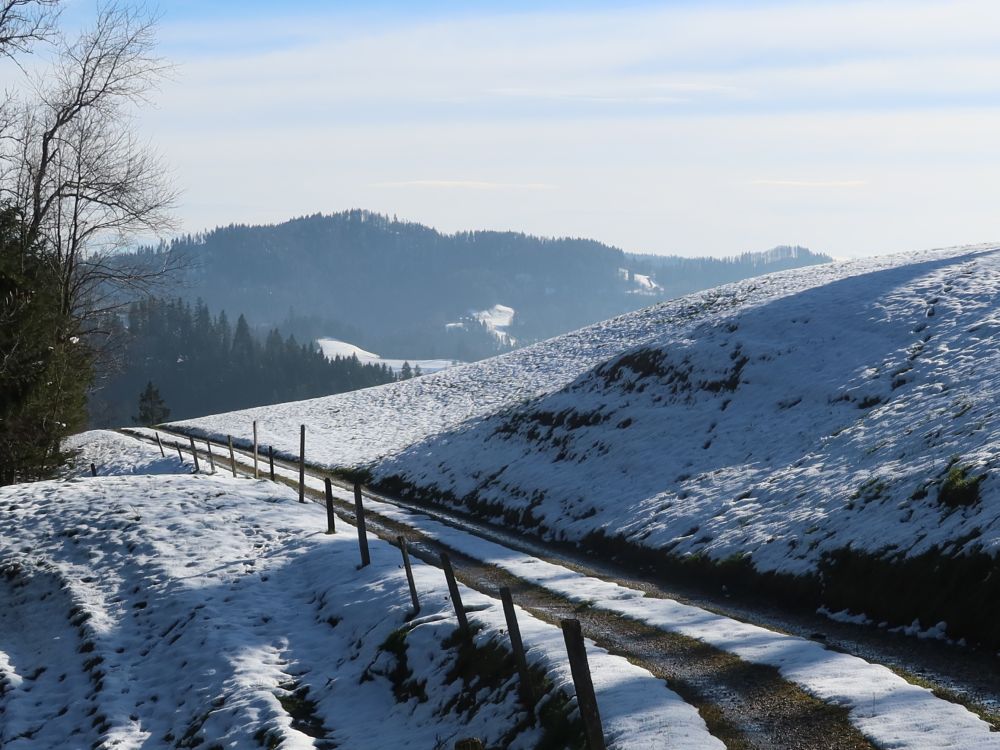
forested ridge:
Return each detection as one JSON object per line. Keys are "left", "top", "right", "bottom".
{"left": 143, "top": 211, "right": 831, "bottom": 362}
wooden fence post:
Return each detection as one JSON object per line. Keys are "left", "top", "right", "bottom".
{"left": 269, "top": 446, "right": 276, "bottom": 481}
{"left": 176, "top": 444, "right": 184, "bottom": 463}
{"left": 398, "top": 536, "right": 420, "bottom": 615}
{"left": 252, "top": 421, "right": 259, "bottom": 479}
{"left": 560, "top": 619, "right": 606, "bottom": 750}
{"left": 298, "top": 425, "right": 306, "bottom": 503}
{"left": 500, "top": 586, "right": 535, "bottom": 710}
{"left": 205, "top": 440, "right": 215, "bottom": 472}
{"left": 188, "top": 436, "right": 201, "bottom": 473}
{"left": 354, "top": 482, "right": 370, "bottom": 567}
{"left": 324, "top": 478, "right": 336, "bottom": 534}
{"left": 227, "top": 435, "right": 237, "bottom": 478}
{"left": 155, "top": 431, "right": 164, "bottom": 457}
{"left": 440, "top": 552, "right": 468, "bottom": 632}
{"left": 90, "top": 463, "right": 97, "bottom": 477}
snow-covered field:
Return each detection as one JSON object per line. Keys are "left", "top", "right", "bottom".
{"left": 316, "top": 337, "right": 458, "bottom": 374}
{"left": 474, "top": 303, "right": 516, "bottom": 330}
{"left": 474, "top": 303, "right": 517, "bottom": 345}
{"left": 0, "top": 431, "right": 719, "bottom": 749}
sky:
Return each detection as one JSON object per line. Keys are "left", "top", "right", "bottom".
{"left": 65, "top": 0, "right": 1000, "bottom": 257}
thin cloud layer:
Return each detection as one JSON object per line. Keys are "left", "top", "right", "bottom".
{"left": 138, "top": 0, "right": 1000, "bottom": 257}
{"left": 373, "top": 180, "right": 557, "bottom": 191}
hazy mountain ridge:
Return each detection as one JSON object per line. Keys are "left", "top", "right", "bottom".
{"left": 151, "top": 211, "right": 830, "bottom": 361}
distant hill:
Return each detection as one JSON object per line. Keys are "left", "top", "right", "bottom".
{"left": 145, "top": 211, "right": 830, "bottom": 362}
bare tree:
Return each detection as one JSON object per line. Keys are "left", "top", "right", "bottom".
{"left": 4, "top": 3, "right": 179, "bottom": 323}
{"left": 0, "top": 2, "right": 179, "bottom": 480}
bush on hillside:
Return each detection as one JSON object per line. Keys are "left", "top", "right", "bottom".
{"left": 937, "top": 463, "right": 985, "bottom": 509}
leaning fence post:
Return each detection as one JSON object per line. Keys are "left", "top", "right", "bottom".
{"left": 252, "top": 420, "right": 259, "bottom": 479}
{"left": 227, "top": 435, "right": 237, "bottom": 478}
{"left": 176, "top": 444, "right": 184, "bottom": 463}
{"left": 298, "top": 425, "right": 306, "bottom": 503}
{"left": 500, "top": 586, "right": 535, "bottom": 710}
{"left": 188, "top": 436, "right": 201, "bottom": 473}
{"left": 440, "top": 552, "right": 468, "bottom": 632}
{"left": 354, "top": 482, "right": 370, "bottom": 566}
{"left": 269, "top": 446, "right": 276, "bottom": 481}
{"left": 560, "top": 619, "right": 606, "bottom": 750}
{"left": 205, "top": 440, "right": 215, "bottom": 472}
{"left": 324, "top": 478, "right": 336, "bottom": 534}
{"left": 398, "top": 536, "right": 420, "bottom": 615}
{"left": 90, "top": 462, "right": 97, "bottom": 477}
{"left": 155, "top": 431, "right": 165, "bottom": 457}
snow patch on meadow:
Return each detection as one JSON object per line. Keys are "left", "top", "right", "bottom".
{"left": 316, "top": 337, "right": 458, "bottom": 374}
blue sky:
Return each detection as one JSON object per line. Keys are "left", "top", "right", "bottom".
{"left": 94, "top": 0, "right": 1000, "bottom": 256}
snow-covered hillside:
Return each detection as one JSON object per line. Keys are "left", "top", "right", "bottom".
{"left": 171, "top": 245, "right": 990, "bottom": 473}
{"left": 379, "top": 245, "right": 1000, "bottom": 567}
{"left": 171, "top": 243, "right": 1000, "bottom": 647}
{"left": 375, "top": 245, "right": 1000, "bottom": 647}
{"left": 0, "top": 432, "right": 717, "bottom": 749}
{"left": 473, "top": 303, "right": 517, "bottom": 345}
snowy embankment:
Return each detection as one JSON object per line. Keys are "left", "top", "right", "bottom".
{"left": 379, "top": 245, "right": 1000, "bottom": 567}
{"left": 169, "top": 244, "right": 1000, "bottom": 647}
{"left": 0, "top": 431, "right": 717, "bottom": 749}
{"left": 173, "top": 435, "right": 1000, "bottom": 750}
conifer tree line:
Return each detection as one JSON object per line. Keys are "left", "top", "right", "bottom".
{"left": 91, "top": 298, "right": 396, "bottom": 427}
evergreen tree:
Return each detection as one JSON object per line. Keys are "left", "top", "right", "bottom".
{"left": 399, "top": 361, "right": 413, "bottom": 380}
{"left": 134, "top": 381, "right": 170, "bottom": 425}
{"left": 0, "top": 207, "right": 91, "bottom": 484}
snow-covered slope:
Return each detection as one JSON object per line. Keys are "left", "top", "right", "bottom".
{"left": 63, "top": 430, "right": 184, "bottom": 476}
{"left": 171, "top": 244, "right": 992, "bottom": 473}
{"left": 170, "top": 244, "right": 1000, "bottom": 646}
{"left": 0, "top": 432, "right": 718, "bottom": 749}
{"left": 379, "top": 245, "right": 1000, "bottom": 565}
{"left": 375, "top": 245, "right": 1000, "bottom": 645}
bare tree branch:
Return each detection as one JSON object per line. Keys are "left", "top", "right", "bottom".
{"left": 0, "top": 0, "right": 59, "bottom": 60}
{"left": 2, "top": 2, "right": 178, "bottom": 322}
